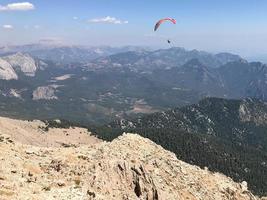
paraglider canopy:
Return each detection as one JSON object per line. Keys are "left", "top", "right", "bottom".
{"left": 154, "top": 18, "right": 176, "bottom": 32}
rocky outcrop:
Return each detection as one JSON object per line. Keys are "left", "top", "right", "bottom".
{"left": 32, "top": 86, "right": 57, "bottom": 100}
{"left": 0, "top": 88, "right": 23, "bottom": 99}
{"left": 0, "top": 117, "right": 101, "bottom": 147}
{"left": 8, "top": 89, "right": 22, "bottom": 98}
{"left": 54, "top": 74, "right": 73, "bottom": 81}
{"left": 0, "top": 58, "right": 18, "bottom": 80}
{"left": 239, "top": 99, "right": 267, "bottom": 126}
{"left": 3, "top": 52, "right": 37, "bottom": 76}
{"left": 0, "top": 129, "right": 263, "bottom": 200}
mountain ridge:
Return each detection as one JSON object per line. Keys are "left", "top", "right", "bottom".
{"left": 92, "top": 97, "right": 267, "bottom": 195}
{"left": 0, "top": 47, "right": 266, "bottom": 124}
{"left": 0, "top": 121, "right": 264, "bottom": 199}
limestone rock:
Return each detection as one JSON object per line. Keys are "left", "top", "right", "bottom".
{"left": 32, "top": 86, "right": 57, "bottom": 100}
{"left": 0, "top": 58, "right": 18, "bottom": 80}
{"left": 3, "top": 52, "right": 37, "bottom": 76}
{"left": 0, "top": 130, "right": 264, "bottom": 200}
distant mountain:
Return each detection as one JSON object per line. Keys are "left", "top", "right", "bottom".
{"left": 28, "top": 46, "right": 113, "bottom": 64}
{"left": 218, "top": 61, "right": 267, "bottom": 99}
{"left": 0, "top": 52, "right": 47, "bottom": 80}
{"left": 86, "top": 47, "right": 242, "bottom": 72}
{"left": 150, "top": 48, "right": 242, "bottom": 68}
{"left": 2, "top": 52, "right": 39, "bottom": 77}
{"left": 0, "top": 59, "right": 18, "bottom": 80}
{"left": 149, "top": 59, "right": 224, "bottom": 96}
{"left": 148, "top": 59, "right": 267, "bottom": 100}
{"left": 92, "top": 97, "right": 267, "bottom": 196}
{"left": 1, "top": 45, "right": 242, "bottom": 70}
{"left": 0, "top": 44, "right": 152, "bottom": 65}
{"left": 0, "top": 48, "right": 266, "bottom": 124}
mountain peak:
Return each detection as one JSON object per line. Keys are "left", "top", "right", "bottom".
{"left": 0, "top": 58, "right": 18, "bottom": 80}
{"left": 181, "top": 58, "right": 210, "bottom": 73}
{"left": 184, "top": 58, "right": 206, "bottom": 66}
{"left": 3, "top": 52, "right": 37, "bottom": 76}
{"left": 0, "top": 122, "right": 261, "bottom": 199}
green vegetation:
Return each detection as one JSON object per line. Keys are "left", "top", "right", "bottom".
{"left": 90, "top": 97, "right": 267, "bottom": 196}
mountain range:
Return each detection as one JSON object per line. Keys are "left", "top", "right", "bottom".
{"left": 0, "top": 45, "right": 267, "bottom": 124}
{"left": 91, "top": 97, "right": 267, "bottom": 195}
{"left": 0, "top": 44, "right": 151, "bottom": 65}
{"left": 0, "top": 46, "right": 266, "bottom": 124}
{"left": 0, "top": 45, "right": 267, "bottom": 196}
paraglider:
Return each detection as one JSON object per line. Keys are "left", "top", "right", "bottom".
{"left": 154, "top": 18, "right": 176, "bottom": 32}
{"left": 154, "top": 18, "right": 176, "bottom": 44}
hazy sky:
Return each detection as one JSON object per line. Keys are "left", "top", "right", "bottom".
{"left": 1, "top": 0, "right": 267, "bottom": 58}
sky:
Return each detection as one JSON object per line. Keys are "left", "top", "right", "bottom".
{"left": 1, "top": 0, "right": 267, "bottom": 59}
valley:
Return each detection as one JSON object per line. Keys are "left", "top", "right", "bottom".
{"left": 0, "top": 46, "right": 267, "bottom": 125}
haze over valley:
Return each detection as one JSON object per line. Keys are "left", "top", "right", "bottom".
{"left": 0, "top": 44, "right": 267, "bottom": 124}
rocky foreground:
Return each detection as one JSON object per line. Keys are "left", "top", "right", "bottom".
{"left": 0, "top": 121, "right": 265, "bottom": 199}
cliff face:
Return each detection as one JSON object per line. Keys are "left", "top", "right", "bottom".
{"left": 32, "top": 86, "right": 58, "bottom": 100}
{"left": 3, "top": 53, "right": 37, "bottom": 77}
{"left": 0, "top": 53, "right": 39, "bottom": 80}
{"left": 0, "top": 58, "right": 18, "bottom": 80}
{"left": 0, "top": 122, "right": 263, "bottom": 200}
